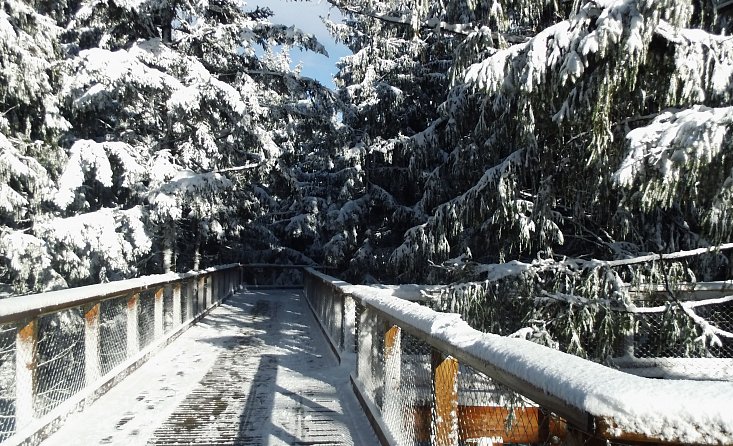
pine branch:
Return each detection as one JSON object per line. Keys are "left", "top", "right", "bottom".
{"left": 328, "top": 0, "right": 529, "bottom": 43}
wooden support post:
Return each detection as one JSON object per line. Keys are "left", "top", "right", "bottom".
{"left": 384, "top": 326, "right": 401, "bottom": 386}
{"left": 207, "top": 274, "right": 214, "bottom": 306}
{"left": 127, "top": 294, "right": 139, "bottom": 357}
{"left": 154, "top": 288, "right": 164, "bottom": 339}
{"left": 198, "top": 276, "right": 206, "bottom": 312}
{"left": 186, "top": 279, "right": 196, "bottom": 321}
{"left": 15, "top": 319, "right": 38, "bottom": 427}
{"left": 239, "top": 266, "right": 244, "bottom": 291}
{"left": 432, "top": 350, "right": 459, "bottom": 446}
{"left": 219, "top": 273, "right": 224, "bottom": 301}
{"left": 84, "top": 303, "right": 101, "bottom": 385}
{"left": 172, "top": 283, "right": 182, "bottom": 327}
{"left": 226, "top": 271, "right": 231, "bottom": 297}
{"left": 343, "top": 295, "right": 356, "bottom": 354}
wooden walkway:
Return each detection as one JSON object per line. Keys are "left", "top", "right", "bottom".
{"left": 40, "top": 290, "right": 376, "bottom": 446}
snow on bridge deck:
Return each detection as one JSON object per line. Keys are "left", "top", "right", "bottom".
{"left": 39, "top": 290, "right": 377, "bottom": 446}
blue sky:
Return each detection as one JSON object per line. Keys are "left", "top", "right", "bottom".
{"left": 248, "top": 0, "right": 351, "bottom": 89}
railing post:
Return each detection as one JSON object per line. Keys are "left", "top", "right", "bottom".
{"left": 154, "top": 288, "right": 164, "bottom": 339}
{"left": 343, "top": 294, "right": 356, "bottom": 354}
{"left": 172, "top": 283, "right": 182, "bottom": 327}
{"left": 15, "top": 318, "right": 38, "bottom": 427}
{"left": 84, "top": 303, "right": 101, "bottom": 385}
{"left": 206, "top": 275, "right": 213, "bottom": 307}
{"left": 383, "top": 325, "right": 402, "bottom": 433}
{"left": 225, "top": 270, "right": 230, "bottom": 297}
{"left": 127, "top": 294, "right": 139, "bottom": 357}
{"left": 186, "top": 279, "right": 194, "bottom": 320}
{"left": 432, "top": 350, "right": 459, "bottom": 446}
{"left": 198, "top": 276, "right": 206, "bottom": 312}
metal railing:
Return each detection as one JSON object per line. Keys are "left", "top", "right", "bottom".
{"left": 0, "top": 264, "right": 246, "bottom": 445}
{"left": 303, "top": 268, "right": 733, "bottom": 446}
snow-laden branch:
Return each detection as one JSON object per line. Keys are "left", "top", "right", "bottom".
{"left": 328, "top": 0, "right": 528, "bottom": 42}
{"left": 584, "top": 242, "right": 733, "bottom": 268}
{"left": 614, "top": 106, "right": 733, "bottom": 189}
{"left": 632, "top": 294, "right": 733, "bottom": 314}
{"left": 463, "top": 3, "right": 733, "bottom": 101}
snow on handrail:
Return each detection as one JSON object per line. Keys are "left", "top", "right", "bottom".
{"left": 0, "top": 264, "right": 242, "bottom": 324}
{"left": 342, "top": 283, "right": 733, "bottom": 445}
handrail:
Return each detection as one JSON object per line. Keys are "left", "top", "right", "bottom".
{"left": 348, "top": 284, "right": 733, "bottom": 444}
{"left": 303, "top": 268, "right": 733, "bottom": 445}
{"left": 0, "top": 264, "right": 240, "bottom": 325}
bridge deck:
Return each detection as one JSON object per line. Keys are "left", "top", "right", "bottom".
{"left": 40, "top": 290, "right": 376, "bottom": 446}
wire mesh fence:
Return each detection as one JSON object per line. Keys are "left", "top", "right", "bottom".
{"left": 433, "top": 281, "right": 733, "bottom": 380}
{"left": 35, "top": 309, "right": 85, "bottom": 418}
{"left": 304, "top": 271, "right": 346, "bottom": 350}
{"left": 99, "top": 296, "right": 128, "bottom": 376}
{"left": 0, "top": 265, "right": 243, "bottom": 442}
{"left": 632, "top": 297, "right": 733, "bottom": 359}
{"left": 302, "top": 268, "right": 682, "bottom": 446}
{"left": 0, "top": 323, "right": 16, "bottom": 442}
{"left": 138, "top": 289, "right": 156, "bottom": 350}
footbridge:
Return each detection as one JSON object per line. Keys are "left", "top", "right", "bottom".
{"left": 0, "top": 265, "right": 732, "bottom": 445}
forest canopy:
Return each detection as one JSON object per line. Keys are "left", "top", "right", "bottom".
{"left": 1, "top": 0, "right": 732, "bottom": 362}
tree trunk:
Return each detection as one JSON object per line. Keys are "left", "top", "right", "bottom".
{"left": 161, "top": 8, "right": 174, "bottom": 43}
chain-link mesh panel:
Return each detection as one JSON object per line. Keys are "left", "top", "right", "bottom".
{"left": 356, "top": 305, "right": 385, "bottom": 412}
{"left": 438, "top": 283, "right": 733, "bottom": 379}
{"left": 458, "top": 363, "right": 554, "bottom": 445}
{"left": 304, "top": 275, "right": 344, "bottom": 350}
{"left": 384, "top": 331, "right": 431, "bottom": 446}
{"left": 634, "top": 300, "right": 733, "bottom": 359}
{"left": 0, "top": 323, "right": 16, "bottom": 442}
{"left": 138, "top": 290, "right": 156, "bottom": 349}
{"left": 99, "top": 296, "right": 127, "bottom": 376}
{"left": 35, "top": 309, "right": 85, "bottom": 418}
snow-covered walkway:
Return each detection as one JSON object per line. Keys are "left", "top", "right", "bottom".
{"left": 40, "top": 290, "right": 377, "bottom": 446}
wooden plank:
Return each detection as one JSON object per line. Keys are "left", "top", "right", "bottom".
{"left": 411, "top": 405, "right": 568, "bottom": 444}
{"left": 432, "top": 351, "right": 458, "bottom": 446}
{"left": 84, "top": 303, "right": 101, "bottom": 385}
{"left": 16, "top": 319, "right": 38, "bottom": 427}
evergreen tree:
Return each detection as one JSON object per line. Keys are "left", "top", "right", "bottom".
{"left": 1, "top": 0, "right": 341, "bottom": 293}
{"left": 328, "top": 0, "right": 733, "bottom": 360}
{"left": 0, "top": 0, "right": 69, "bottom": 293}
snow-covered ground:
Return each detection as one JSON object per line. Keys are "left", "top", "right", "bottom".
{"left": 40, "top": 290, "right": 376, "bottom": 445}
